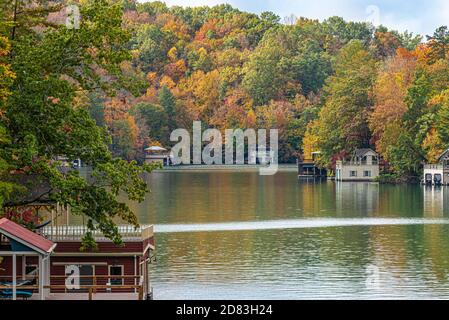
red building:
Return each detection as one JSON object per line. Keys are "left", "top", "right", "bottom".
{"left": 0, "top": 218, "right": 155, "bottom": 300}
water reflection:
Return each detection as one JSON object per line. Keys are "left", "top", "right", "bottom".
{"left": 154, "top": 225, "right": 449, "bottom": 299}
{"left": 335, "top": 182, "right": 379, "bottom": 217}
{"left": 423, "top": 186, "right": 447, "bottom": 218}
{"left": 79, "top": 169, "right": 449, "bottom": 299}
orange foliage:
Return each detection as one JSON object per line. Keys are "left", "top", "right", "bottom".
{"left": 164, "top": 59, "right": 187, "bottom": 82}
{"left": 156, "top": 13, "right": 190, "bottom": 41}
{"left": 210, "top": 88, "right": 253, "bottom": 129}
{"left": 369, "top": 51, "right": 417, "bottom": 154}
{"left": 104, "top": 96, "right": 131, "bottom": 124}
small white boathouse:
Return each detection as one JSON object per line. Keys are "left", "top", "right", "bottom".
{"left": 423, "top": 149, "right": 449, "bottom": 186}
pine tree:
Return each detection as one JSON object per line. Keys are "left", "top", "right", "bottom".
{"left": 158, "top": 86, "right": 177, "bottom": 132}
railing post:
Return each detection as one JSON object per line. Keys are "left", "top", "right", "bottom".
{"left": 89, "top": 287, "right": 93, "bottom": 300}
{"left": 138, "top": 286, "right": 143, "bottom": 300}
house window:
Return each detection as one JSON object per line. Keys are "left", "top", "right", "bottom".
{"left": 364, "top": 171, "right": 371, "bottom": 177}
{"left": 350, "top": 171, "right": 357, "bottom": 177}
{"left": 109, "top": 265, "right": 124, "bottom": 286}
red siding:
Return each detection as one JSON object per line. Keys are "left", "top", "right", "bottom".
{"left": 0, "top": 237, "right": 155, "bottom": 294}
{"left": 54, "top": 241, "right": 144, "bottom": 254}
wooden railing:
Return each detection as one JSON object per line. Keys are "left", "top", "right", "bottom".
{"left": 337, "top": 160, "right": 379, "bottom": 166}
{"left": 40, "top": 225, "right": 154, "bottom": 242}
{"left": 44, "top": 285, "right": 145, "bottom": 300}
{"left": 424, "top": 164, "right": 446, "bottom": 170}
{"left": 0, "top": 286, "right": 38, "bottom": 290}
{"left": 1, "top": 275, "right": 146, "bottom": 300}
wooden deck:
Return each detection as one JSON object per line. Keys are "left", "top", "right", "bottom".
{"left": 30, "top": 292, "right": 140, "bottom": 300}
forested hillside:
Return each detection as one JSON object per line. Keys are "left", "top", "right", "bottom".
{"left": 100, "top": 1, "right": 448, "bottom": 178}
{"left": 4, "top": 0, "right": 449, "bottom": 178}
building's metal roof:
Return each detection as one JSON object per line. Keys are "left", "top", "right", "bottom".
{"left": 438, "top": 148, "right": 449, "bottom": 162}
{"left": 145, "top": 146, "right": 167, "bottom": 152}
{"left": 353, "top": 148, "right": 378, "bottom": 157}
{"left": 0, "top": 218, "right": 56, "bottom": 255}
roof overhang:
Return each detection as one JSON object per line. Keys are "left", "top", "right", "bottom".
{"left": 0, "top": 218, "right": 56, "bottom": 255}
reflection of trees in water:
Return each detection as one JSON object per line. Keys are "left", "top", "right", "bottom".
{"left": 423, "top": 224, "right": 449, "bottom": 282}
{"left": 115, "top": 172, "right": 449, "bottom": 295}
{"left": 298, "top": 180, "right": 335, "bottom": 218}
{"left": 335, "top": 182, "right": 379, "bottom": 217}
{"left": 423, "top": 186, "right": 448, "bottom": 218}
{"left": 138, "top": 171, "right": 315, "bottom": 224}
{"left": 377, "top": 184, "right": 423, "bottom": 218}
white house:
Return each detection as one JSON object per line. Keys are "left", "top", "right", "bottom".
{"left": 423, "top": 148, "right": 449, "bottom": 186}
{"left": 144, "top": 146, "right": 171, "bottom": 166}
{"left": 335, "top": 149, "right": 380, "bottom": 182}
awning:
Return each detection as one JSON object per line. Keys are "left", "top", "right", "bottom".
{"left": 145, "top": 146, "right": 167, "bottom": 152}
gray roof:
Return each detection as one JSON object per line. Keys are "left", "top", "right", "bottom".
{"left": 353, "top": 148, "right": 378, "bottom": 157}
{"left": 438, "top": 148, "right": 449, "bottom": 162}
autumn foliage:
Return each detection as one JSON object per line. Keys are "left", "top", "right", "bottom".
{"left": 79, "top": 1, "right": 449, "bottom": 173}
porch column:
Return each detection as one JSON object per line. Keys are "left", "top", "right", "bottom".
{"left": 12, "top": 253, "right": 16, "bottom": 300}
{"left": 22, "top": 255, "right": 26, "bottom": 280}
{"left": 38, "top": 255, "right": 44, "bottom": 300}
{"left": 134, "top": 255, "right": 137, "bottom": 294}
{"left": 44, "top": 256, "right": 51, "bottom": 298}
{"left": 146, "top": 259, "right": 151, "bottom": 298}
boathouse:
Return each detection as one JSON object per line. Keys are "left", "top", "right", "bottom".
{"left": 423, "top": 148, "right": 449, "bottom": 186}
{"left": 145, "top": 146, "right": 170, "bottom": 166}
{"left": 0, "top": 218, "right": 55, "bottom": 300}
{"left": 0, "top": 216, "right": 155, "bottom": 300}
{"left": 335, "top": 149, "right": 380, "bottom": 182}
{"left": 298, "top": 151, "right": 327, "bottom": 178}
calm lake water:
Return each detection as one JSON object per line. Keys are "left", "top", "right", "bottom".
{"left": 121, "top": 169, "right": 449, "bottom": 299}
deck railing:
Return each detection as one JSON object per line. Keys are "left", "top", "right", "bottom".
{"left": 0, "top": 275, "right": 148, "bottom": 300}
{"left": 424, "top": 164, "right": 447, "bottom": 170}
{"left": 40, "top": 224, "right": 154, "bottom": 242}
{"left": 337, "top": 160, "right": 379, "bottom": 166}
{"left": 50, "top": 274, "right": 146, "bottom": 300}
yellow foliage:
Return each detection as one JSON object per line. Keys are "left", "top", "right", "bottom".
{"left": 422, "top": 128, "right": 444, "bottom": 163}
{"left": 159, "top": 75, "right": 176, "bottom": 89}
{"left": 0, "top": 36, "right": 16, "bottom": 112}
{"left": 146, "top": 72, "right": 158, "bottom": 85}
{"left": 302, "top": 121, "right": 320, "bottom": 161}
{"left": 246, "top": 109, "right": 257, "bottom": 127}
{"left": 145, "top": 87, "right": 158, "bottom": 101}
{"left": 369, "top": 52, "right": 416, "bottom": 155}
{"left": 167, "top": 47, "right": 178, "bottom": 62}
{"left": 127, "top": 115, "right": 139, "bottom": 145}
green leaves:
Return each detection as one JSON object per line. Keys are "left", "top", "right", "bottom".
{"left": 426, "top": 26, "right": 449, "bottom": 63}
{"left": 0, "top": 0, "right": 156, "bottom": 248}
{"left": 313, "top": 41, "right": 377, "bottom": 163}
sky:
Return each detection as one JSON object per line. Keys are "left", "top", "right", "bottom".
{"left": 140, "top": 0, "right": 449, "bottom": 37}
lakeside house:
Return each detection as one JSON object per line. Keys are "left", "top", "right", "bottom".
{"left": 298, "top": 151, "right": 327, "bottom": 178}
{"left": 249, "top": 149, "right": 276, "bottom": 165}
{"left": 145, "top": 146, "right": 171, "bottom": 166}
{"left": 423, "top": 148, "right": 449, "bottom": 186}
{"left": 335, "top": 149, "right": 380, "bottom": 182}
{"left": 53, "top": 156, "right": 83, "bottom": 169}
{"left": 0, "top": 208, "right": 155, "bottom": 300}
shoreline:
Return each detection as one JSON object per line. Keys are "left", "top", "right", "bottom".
{"left": 154, "top": 164, "right": 298, "bottom": 173}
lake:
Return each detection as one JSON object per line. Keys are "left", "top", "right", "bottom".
{"left": 126, "top": 168, "right": 449, "bottom": 299}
